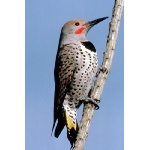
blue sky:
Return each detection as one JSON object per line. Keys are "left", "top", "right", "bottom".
{"left": 26, "top": 0, "right": 124, "bottom": 150}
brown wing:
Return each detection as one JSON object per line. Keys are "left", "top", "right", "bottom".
{"left": 52, "top": 45, "right": 75, "bottom": 134}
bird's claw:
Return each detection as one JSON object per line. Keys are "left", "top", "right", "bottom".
{"left": 84, "top": 98, "right": 100, "bottom": 110}
{"left": 100, "top": 66, "right": 109, "bottom": 74}
{"left": 95, "top": 67, "right": 109, "bottom": 77}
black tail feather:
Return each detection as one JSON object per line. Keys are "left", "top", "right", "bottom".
{"left": 54, "top": 116, "right": 65, "bottom": 138}
{"left": 66, "top": 119, "right": 79, "bottom": 149}
{"left": 55, "top": 123, "right": 65, "bottom": 138}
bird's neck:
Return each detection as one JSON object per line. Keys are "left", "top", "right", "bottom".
{"left": 59, "top": 33, "right": 87, "bottom": 46}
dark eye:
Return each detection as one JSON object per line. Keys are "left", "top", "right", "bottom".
{"left": 75, "top": 22, "right": 80, "bottom": 26}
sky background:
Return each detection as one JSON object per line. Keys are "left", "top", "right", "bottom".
{"left": 2, "top": 1, "right": 150, "bottom": 150}
{"left": 26, "top": 0, "right": 124, "bottom": 150}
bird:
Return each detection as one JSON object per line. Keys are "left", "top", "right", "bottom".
{"left": 52, "top": 17, "right": 108, "bottom": 148}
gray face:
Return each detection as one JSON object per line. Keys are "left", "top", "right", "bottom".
{"left": 60, "top": 20, "right": 88, "bottom": 46}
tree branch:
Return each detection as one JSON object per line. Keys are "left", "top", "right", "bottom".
{"left": 73, "top": 0, "right": 124, "bottom": 149}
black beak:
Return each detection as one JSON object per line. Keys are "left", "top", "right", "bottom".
{"left": 87, "top": 17, "right": 109, "bottom": 31}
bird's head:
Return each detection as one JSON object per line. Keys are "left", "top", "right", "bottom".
{"left": 59, "top": 17, "right": 108, "bottom": 45}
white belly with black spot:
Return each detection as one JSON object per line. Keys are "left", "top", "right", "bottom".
{"left": 68, "top": 44, "right": 98, "bottom": 107}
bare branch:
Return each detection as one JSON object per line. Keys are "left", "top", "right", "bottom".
{"left": 73, "top": 0, "right": 124, "bottom": 150}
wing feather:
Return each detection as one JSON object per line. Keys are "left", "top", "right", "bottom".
{"left": 52, "top": 45, "right": 76, "bottom": 134}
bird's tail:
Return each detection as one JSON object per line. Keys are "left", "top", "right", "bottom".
{"left": 64, "top": 109, "right": 79, "bottom": 148}
{"left": 53, "top": 111, "right": 65, "bottom": 138}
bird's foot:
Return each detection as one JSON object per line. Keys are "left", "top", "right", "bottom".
{"left": 95, "top": 67, "right": 109, "bottom": 77}
{"left": 95, "top": 68, "right": 101, "bottom": 77}
{"left": 100, "top": 66, "right": 109, "bottom": 74}
{"left": 84, "top": 98, "right": 100, "bottom": 110}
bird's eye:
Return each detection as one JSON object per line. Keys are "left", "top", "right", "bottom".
{"left": 75, "top": 22, "right": 80, "bottom": 26}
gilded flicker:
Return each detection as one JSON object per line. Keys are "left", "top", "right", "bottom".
{"left": 52, "top": 17, "right": 108, "bottom": 147}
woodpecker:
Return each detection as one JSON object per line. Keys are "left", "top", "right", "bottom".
{"left": 52, "top": 17, "right": 108, "bottom": 148}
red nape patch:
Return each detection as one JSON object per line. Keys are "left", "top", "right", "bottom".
{"left": 74, "top": 27, "right": 85, "bottom": 34}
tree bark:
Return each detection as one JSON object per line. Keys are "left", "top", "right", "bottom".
{"left": 73, "top": 0, "right": 124, "bottom": 150}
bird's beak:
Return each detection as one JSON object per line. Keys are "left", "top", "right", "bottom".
{"left": 86, "top": 17, "right": 109, "bottom": 32}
